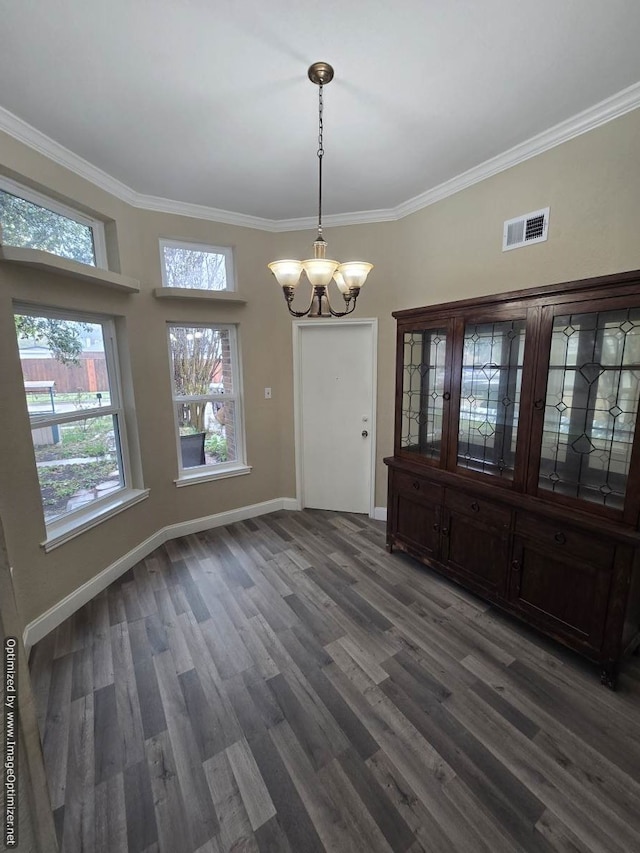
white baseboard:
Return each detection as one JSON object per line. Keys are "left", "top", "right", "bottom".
{"left": 372, "top": 506, "right": 388, "bottom": 522}
{"left": 282, "top": 497, "right": 301, "bottom": 511}
{"left": 23, "top": 497, "right": 298, "bottom": 651}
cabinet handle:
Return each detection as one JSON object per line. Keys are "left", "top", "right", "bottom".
{"left": 471, "top": 501, "right": 480, "bottom": 513}
{"left": 412, "top": 480, "right": 421, "bottom": 490}
{"left": 554, "top": 531, "right": 566, "bottom": 545}
{"left": 442, "top": 527, "right": 449, "bottom": 536}
{"left": 511, "top": 559, "right": 521, "bottom": 572}
{"left": 433, "top": 523, "right": 440, "bottom": 532}
{"left": 443, "top": 391, "right": 451, "bottom": 401}
{"left": 534, "top": 398, "right": 545, "bottom": 410}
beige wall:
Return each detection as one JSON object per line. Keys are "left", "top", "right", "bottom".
{"left": 0, "top": 132, "right": 296, "bottom": 626}
{"left": 394, "top": 108, "right": 640, "bottom": 308}
{"left": 1, "top": 107, "right": 639, "bottom": 630}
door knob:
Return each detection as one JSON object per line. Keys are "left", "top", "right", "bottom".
{"left": 362, "top": 430, "right": 369, "bottom": 437}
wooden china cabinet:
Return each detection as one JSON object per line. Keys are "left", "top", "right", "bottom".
{"left": 385, "top": 269, "right": 640, "bottom": 687}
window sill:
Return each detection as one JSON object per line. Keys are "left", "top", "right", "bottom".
{"left": 153, "top": 287, "right": 246, "bottom": 304}
{"left": 174, "top": 464, "right": 252, "bottom": 487}
{"left": 41, "top": 488, "right": 150, "bottom": 552}
{"left": 0, "top": 243, "right": 140, "bottom": 292}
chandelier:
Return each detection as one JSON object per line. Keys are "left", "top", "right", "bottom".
{"left": 268, "top": 62, "right": 373, "bottom": 318}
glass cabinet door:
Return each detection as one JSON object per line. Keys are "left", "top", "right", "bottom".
{"left": 457, "top": 318, "right": 526, "bottom": 479}
{"left": 538, "top": 307, "right": 640, "bottom": 512}
{"left": 400, "top": 328, "right": 448, "bottom": 462}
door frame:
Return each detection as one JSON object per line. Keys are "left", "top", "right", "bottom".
{"left": 292, "top": 318, "right": 378, "bottom": 517}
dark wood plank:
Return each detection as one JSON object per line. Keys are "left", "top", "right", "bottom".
{"left": 244, "top": 670, "right": 286, "bottom": 730}
{"left": 92, "top": 590, "right": 115, "bottom": 691}
{"left": 42, "top": 653, "right": 73, "bottom": 810}
{"left": 153, "top": 650, "right": 220, "bottom": 847}
{"left": 179, "top": 668, "right": 229, "bottom": 760}
{"left": 111, "top": 621, "right": 145, "bottom": 768}
{"left": 62, "top": 694, "right": 95, "bottom": 853}
{"left": 337, "top": 746, "right": 415, "bottom": 853}
{"left": 283, "top": 592, "right": 344, "bottom": 646}
{"left": 249, "top": 730, "right": 325, "bottom": 853}
{"left": 223, "top": 670, "right": 268, "bottom": 742}
{"left": 226, "top": 737, "right": 276, "bottom": 831}
{"left": 266, "top": 673, "right": 333, "bottom": 770}
{"left": 94, "top": 773, "right": 127, "bottom": 853}
{"left": 133, "top": 656, "right": 167, "bottom": 740}
{"left": 469, "top": 677, "right": 540, "bottom": 740}
{"left": 71, "top": 643, "right": 93, "bottom": 701}
{"left": 144, "top": 612, "right": 169, "bottom": 656}
{"left": 94, "top": 683, "right": 122, "bottom": 785}
{"left": 123, "top": 760, "right": 158, "bottom": 853}
{"left": 203, "top": 747, "right": 258, "bottom": 852}
{"left": 145, "top": 730, "right": 195, "bottom": 853}
{"left": 254, "top": 815, "right": 293, "bottom": 853}
{"left": 268, "top": 720, "right": 353, "bottom": 852}
{"left": 306, "top": 666, "right": 380, "bottom": 761}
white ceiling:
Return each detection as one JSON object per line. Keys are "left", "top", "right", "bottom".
{"left": 2, "top": 0, "right": 640, "bottom": 226}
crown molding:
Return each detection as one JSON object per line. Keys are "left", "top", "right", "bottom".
{"left": 1, "top": 80, "right": 639, "bottom": 233}
{"left": 394, "top": 79, "right": 640, "bottom": 220}
{"left": 0, "top": 105, "right": 138, "bottom": 205}
{"left": 128, "top": 192, "right": 276, "bottom": 231}
{"left": 269, "top": 206, "right": 399, "bottom": 232}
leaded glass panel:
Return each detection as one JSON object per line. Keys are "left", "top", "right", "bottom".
{"left": 539, "top": 308, "right": 640, "bottom": 510}
{"left": 401, "top": 329, "right": 447, "bottom": 460}
{"left": 457, "top": 319, "right": 526, "bottom": 478}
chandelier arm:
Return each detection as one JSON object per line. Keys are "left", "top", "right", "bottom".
{"left": 324, "top": 286, "right": 359, "bottom": 318}
{"left": 282, "top": 285, "right": 318, "bottom": 318}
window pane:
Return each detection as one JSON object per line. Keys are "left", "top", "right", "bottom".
{"left": 169, "top": 326, "right": 233, "bottom": 397}
{"left": 33, "top": 414, "right": 124, "bottom": 522}
{"left": 539, "top": 308, "right": 640, "bottom": 510}
{"left": 162, "top": 244, "right": 229, "bottom": 290}
{"left": 16, "top": 316, "right": 111, "bottom": 416}
{"left": 457, "top": 319, "right": 526, "bottom": 479}
{"left": 0, "top": 189, "right": 96, "bottom": 265}
{"left": 401, "top": 329, "right": 447, "bottom": 460}
{"left": 176, "top": 401, "right": 238, "bottom": 468}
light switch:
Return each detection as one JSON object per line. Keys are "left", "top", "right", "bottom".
{"left": 264, "top": 387, "right": 272, "bottom": 399}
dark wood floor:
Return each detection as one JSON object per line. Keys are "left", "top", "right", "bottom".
{"left": 29, "top": 509, "right": 640, "bottom": 853}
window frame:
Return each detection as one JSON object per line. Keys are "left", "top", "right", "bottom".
{"left": 167, "top": 322, "right": 249, "bottom": 483}
{"left": 159, "top": 238, "right": 236, "bottom": 292}
{"left": 0, "top": 175, "right": 108, "bottom": 268}
{"left": 14, "top": 303, "right": 144, "bottom": 545}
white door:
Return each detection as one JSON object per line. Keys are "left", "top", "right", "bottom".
{"left": 295, "top": 320, "right": 376, "bottom": 514}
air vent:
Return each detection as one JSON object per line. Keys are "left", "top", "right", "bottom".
{"left": 503, "top": 207, "right": 549, "bottom": 251}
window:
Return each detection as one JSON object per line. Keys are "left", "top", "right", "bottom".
{"left": 160, "top": 239, "right": 235, "bottom": 291}
{"left": 14, "top": 306, "right": 139, "bottom": 538}
{"left": 168, "top": 324, "right": 247, "bottom": 480}
{"left": 0, "top": 176, "right": 107, "bottom": 268}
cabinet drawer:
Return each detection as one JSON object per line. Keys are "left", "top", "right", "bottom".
{"left": 514, "top": 514, "right": 614, "bottom": 569}
{"left": 393, "top": 470, "right": 443, "bottom": 504}
{"left": 444, "top": 489, "right": 511, "bottom": 529}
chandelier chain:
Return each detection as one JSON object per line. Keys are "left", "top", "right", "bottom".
{"left": 317, "top": 83, "right": 324, "bottom": 238}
